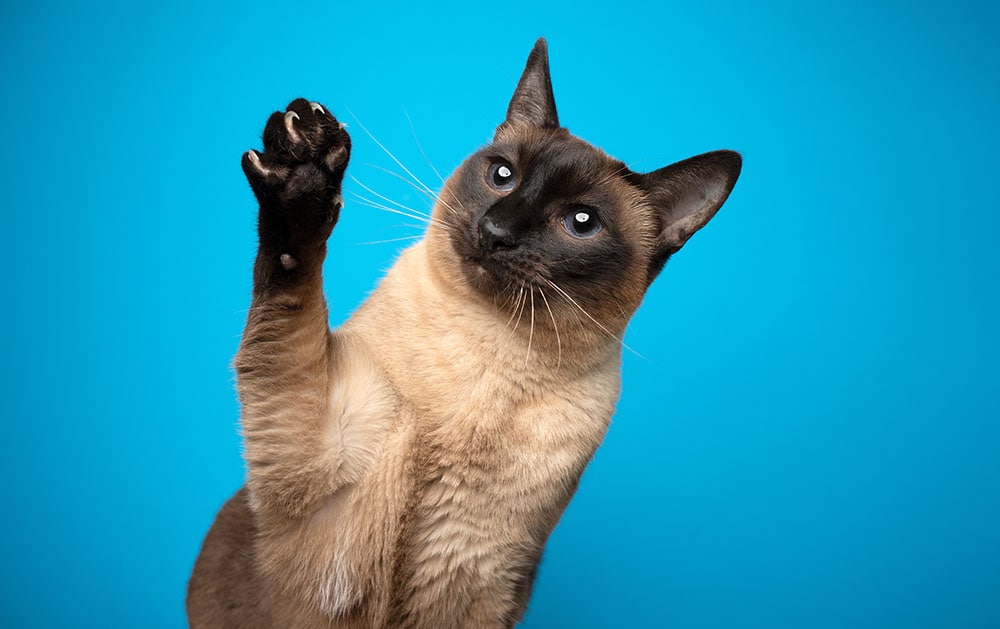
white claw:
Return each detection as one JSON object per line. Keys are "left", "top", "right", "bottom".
{"left": 310, "top": 102, "right": 325, "bottom": 115}
{"left": 280, "top": 253, "right": 299, "bottom": 270}
{"left": 338, "top": 121, "right": 348, "bottom": 130}
{"left": 247, "top": 150, "right": 271, "bottom": 176}
{"left": 284, "top": 111, "right": 301, "bottom": 142}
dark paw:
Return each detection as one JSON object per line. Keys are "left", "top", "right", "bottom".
{"left": 242, "top": 99, "right": 352, "bottom": 262}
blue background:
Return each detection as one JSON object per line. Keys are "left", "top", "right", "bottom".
{"left": 2, "top": 1, "right": 998, "bottom": 627}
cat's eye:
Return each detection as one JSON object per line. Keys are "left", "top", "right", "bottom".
{"left": 562, "top": 208, "right": 604, "bottom": 239}
{"left": 487, "top": 160, "right": 518, "bottom": 192}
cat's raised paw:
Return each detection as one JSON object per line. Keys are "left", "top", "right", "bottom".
{"left": 242, "top": 98, "right": 352, "bottom": 255}
{"left": 242, "top": 98, "right": 351, "bottom": 200}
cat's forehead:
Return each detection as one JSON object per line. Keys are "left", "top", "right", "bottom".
{"left": 491, "top": 128, "right": 624, "bottom": 181}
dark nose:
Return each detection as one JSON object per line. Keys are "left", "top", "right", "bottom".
{"left": 478, "top": 215, "right": 517, "bottom": 252}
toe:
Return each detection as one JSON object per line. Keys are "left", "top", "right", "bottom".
{"left": 244, "top": 150, "right": 271, "bottom": 176}
{"left": 286, "top": 98, "right": 315, "bottom": 121}
{"left": 284, "top": 111, "right": 302, "bottom": 143}
{"left": 324, "top": 145, "right": 349, "bottom": 172}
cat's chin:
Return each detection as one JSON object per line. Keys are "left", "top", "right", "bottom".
{"left": 460, "top": 257, "right": 497, "bottom": 290}
{"left": 458, "top": 256, "right": 518, "bottom": 300}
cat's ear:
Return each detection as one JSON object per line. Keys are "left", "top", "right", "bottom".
{"left": 638, "top": 150, "right": 742, "bottom": 281}
{"left": 498, "top": 38, "right": 559, "bottom": 134}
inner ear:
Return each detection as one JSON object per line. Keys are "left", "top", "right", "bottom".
{"left": 639, "top": 150, "right": 742, "bottom": 279}
{"left": 497, "top": 38, "right": 559, "bottom": 135}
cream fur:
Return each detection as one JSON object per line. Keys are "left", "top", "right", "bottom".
{"left": 188, "top": 223, "right": 628, "bottom": 627}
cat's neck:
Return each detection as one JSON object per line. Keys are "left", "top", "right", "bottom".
{"left": 343, "top": 240, "right": 622, "bottom": 416}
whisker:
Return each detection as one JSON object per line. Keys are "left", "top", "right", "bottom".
{"left": 353, "top": 235, "right": 424, "bottom": 246}
{"left": 549, "top": 249, "right": 588, "bottom": 267}
{"left": 346, "top": 108, "right": 439, "bottom": 202}
{"left": 428, "top": 193, "right": 464, "bottom": 222}
{"left": 499, "top": 280, "right": 519, "bottom": 314}
{"left": 506, "top": 282, "right": 526, "bottom": 331}
{"left": 538, "top": 287, "right": 561, "bottom": 369}
{"left": 513, "top": 282, "right": 528, "bottom": 332}
{"left": 349, "top": 193, "right": 458, "bottom": 236}
{"left": 348, "top": 192, "right": 432, "bottom": 225}
{"left": 525, "top": 289, "right": 535, "bottom": 368}
{"left": 403, "top": 108, "right": 446, "bottom": 185}
{"left": 361, "top": 163, "right": 436, "bottom": 203}
{"left": 350, "top": 175, "right": 430, "bottom": 218}
{"left": 343, "top": 109, "right": 468, "bottom": 232}
{"left": 543, "top": 278, "right": 644, "bottom": 359}
{"left": 361, "top": 163, "right": 463, "bottom": 220}
{"left": 615, "top": 301, "right": 629, "bottom": 323}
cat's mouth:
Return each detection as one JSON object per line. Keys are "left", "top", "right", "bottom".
{"left": 460, "top": 252, "right": 538, "bottom": 297}
{"left": 462, "top": 253, "right": 507, "bottom": 286}
{"left": 448, "top": 215, "right": 543, "bottom": 298}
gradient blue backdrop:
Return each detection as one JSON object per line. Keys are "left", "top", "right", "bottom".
{"left": 2, "top": 1, "right": 998, "bottom": 627}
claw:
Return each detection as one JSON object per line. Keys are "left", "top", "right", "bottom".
{"left": 310, "top": 102, "right": 325, "bottom": 115}
{"left": 284, "top": 111, "right": 301, "bottom": 142}
{"left": 246, "top": 150, "right": 272, "bottom": 176}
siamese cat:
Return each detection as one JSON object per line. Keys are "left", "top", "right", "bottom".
{"left": 187, "top": 38, "right": 740, "bottom": 628}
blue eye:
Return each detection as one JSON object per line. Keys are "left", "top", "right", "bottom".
{"left": 562, "top": 208, "right": 603, "bottom": 239}
{"left": 487, "top": 160, "right": 518, "bottom": 192}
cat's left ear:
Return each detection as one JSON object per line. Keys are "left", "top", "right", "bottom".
{"left": 497, "top": 38, "right": 560, "bottom": 135}
{"left": 638, "top": 150, "right": 742, "bottom": 281}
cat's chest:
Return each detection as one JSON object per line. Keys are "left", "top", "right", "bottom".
{"left": 399, "top": 431, "right": 549, "bottom": 601}
{"left": 408, "top": 393, "right": 607, "bottom": 536}
{"left": 391, "top": 403, "right": 602, "bottom": 614}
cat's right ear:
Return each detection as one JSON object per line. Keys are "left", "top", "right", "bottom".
{"left": 496, "top": 38, "right": 560, "bottom": 136}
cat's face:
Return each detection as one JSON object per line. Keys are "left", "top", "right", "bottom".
{"left": 427, "top": 39, "right": 741, "bottom": 344}
{"left": 436, "top": 127, "right": 655, "bottom": 328}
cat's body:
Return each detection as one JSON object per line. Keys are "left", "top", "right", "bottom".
{"left": 188, "top": 40, "right": 740, "bottom": 628}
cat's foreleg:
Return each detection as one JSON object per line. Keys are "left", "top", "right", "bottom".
{"left": 234, "top": 99, "right": 352, "bottom": 522}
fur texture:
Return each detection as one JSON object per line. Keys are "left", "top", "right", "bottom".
{"left": 187, "top": 39, "right": 741, "bottom": 628}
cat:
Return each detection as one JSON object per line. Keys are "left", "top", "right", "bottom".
{"left": 187, "top": 38, "right": 741, "bottom": 628}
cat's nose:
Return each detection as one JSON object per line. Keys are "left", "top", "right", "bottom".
{"left": 477, "top": 216, "right": 517, "bottom": 252}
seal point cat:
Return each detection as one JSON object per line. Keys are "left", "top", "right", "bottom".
{"left": 188, "top": 38, "right": 740, "bottom": 628}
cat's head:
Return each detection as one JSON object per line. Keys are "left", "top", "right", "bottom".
{"left": 428, "top": 39, "right": 740, "bottom": 349}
